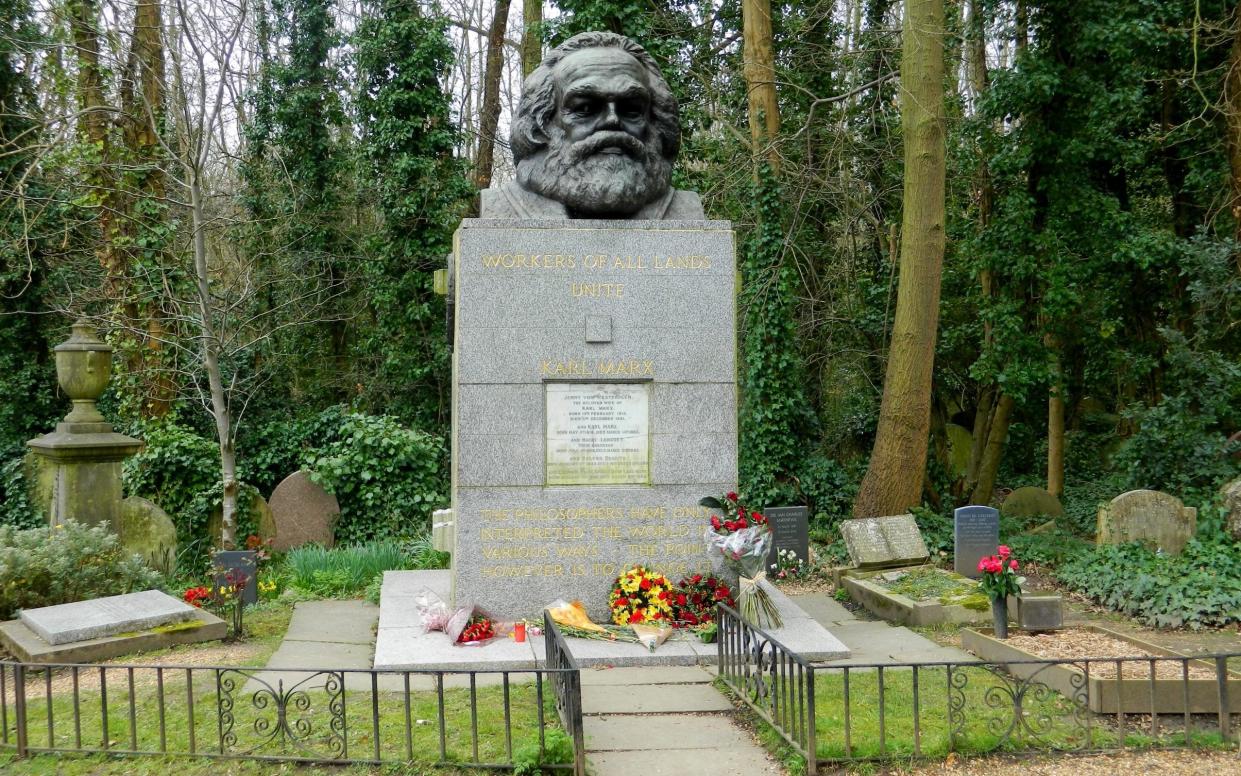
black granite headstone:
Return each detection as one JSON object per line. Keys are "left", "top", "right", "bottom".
{"left": 954, "top": 505, "right": 1000, "bottom": 579}
{"left": 765, "top": 506, "right": 810, "bottom": 574}
{"left": 212, "top": 550, "right": 258, "bottom": 605}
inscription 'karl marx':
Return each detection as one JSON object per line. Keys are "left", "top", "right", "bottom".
{"left": 540, "top": 359, "right": 654, "bottom": 377}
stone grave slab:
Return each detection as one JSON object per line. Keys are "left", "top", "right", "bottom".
{"left": 1, "top": 607, "right": 225, "bottom": 663}
{"left": 269, "top": 470, "right": 339, "bottom": 551}
{"left": 766, "top": 506, "right": 810, "bottom": 574}
{"left": 840, "top": 514, "right": 929, "bottom": 569}
{"left": 1097, "top": 489, "right": 1197, "bottom": 555}
{"left": 20, "top": 589, "right": 197, "bottom": 645}
{"left": 954, "top": 505, "right": 1000, "bottom": 578}
{"left": 213, "top": 550, "right": 259, "bottom": 605}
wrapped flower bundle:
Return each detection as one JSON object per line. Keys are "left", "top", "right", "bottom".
{"left": 701, "top": 492, "right": 782, "bottom": 628}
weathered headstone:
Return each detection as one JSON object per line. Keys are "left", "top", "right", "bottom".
{"left": 944, "top": 423, "right": 973, "bottom": 479}
{"left": 212, "top": 550, "right": 259, "bottom": 605}
{"left": 765, "top": 506, "right": 810, "bottom": 572}
{"left": 268, "top": 471, "right": 339, "bottom": 551}
{"left": 1223, "top": 476, "right": 1241, "bottom": 541}
{"left": 840, "top": 515, "right": 930, "bottom": 569}
{"left": 117, "top": 496, "right": 178, "bottom": 575}
{"left": 1000, "top": 486, "right": 1064, "bottom": 520}
{"left": 1096, "top": 489, "right": 1197, "bottom": 555}
{"left": 20, "top": 590, "right": 196, "bottom": 645}
{"left": 953, "top": 505, "right": 1000, "bottom": 579}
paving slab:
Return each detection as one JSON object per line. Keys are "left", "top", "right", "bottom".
{"left": 788, "top": 592, "right": 856, "bottom": 625}
{"left": 580, "top": 665, "right": 712, "bottom": 686}
{"left": 581, "top": 683, "right": 733, "bottom": 714}
{"left": 584, "top": 713, "right": 749, "bottom": 750}
{"left": 588, "top": 747, "right": 781, "bottom": 775}
{"left": 374, "top": 626, "right": 539, "bottom": 671}
{"left": 281, "top": 600, "right": 378, "bottom": 645}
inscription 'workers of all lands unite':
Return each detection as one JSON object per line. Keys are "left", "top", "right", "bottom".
{"left": 479, "top": 253, "right": 712, "bottom": 300}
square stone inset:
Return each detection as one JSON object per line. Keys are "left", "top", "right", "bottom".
{"left": 585, "top": 315, "right": 612, "bottom": 343}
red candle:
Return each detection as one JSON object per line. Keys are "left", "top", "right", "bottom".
{"left": 513, "top": 622, "right": 527, "bottom": 643}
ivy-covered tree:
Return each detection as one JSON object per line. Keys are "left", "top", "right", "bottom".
{"left": 352, "top": 0, "right": 472, "bottom": 434}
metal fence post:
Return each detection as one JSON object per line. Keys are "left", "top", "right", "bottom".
{"left": 804, "top": 666, "right": 816, "bottom": 775}
{"left": 13, "top": 664, "right": 28, "bottom": 758}
{"left": 1217, "top": 656, "right": 1231, "bottom": 740}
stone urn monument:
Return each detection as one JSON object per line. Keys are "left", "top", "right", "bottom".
{"left": 27, "top": 320, "right": 144, "bottom": 528}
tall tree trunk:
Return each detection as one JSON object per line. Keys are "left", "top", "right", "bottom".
{"left": 1046, "top": 338, "right": 1065, "bottom": 497}
{"left": 852, "top": 0, "right": 947, "bottom": 518}
{"left": 520, "top": 0, "right": 541, "bottom": 77}
{"left": 474, "top": 0, "right": 511, "bottom": 189}
{"left": 1227, "top": 4, "right": 1241, "bottom": 251}
{"left": 69, "top": 0, "right": 124, "bottom": 302}
{"left": 970, "top": 393, "right": 1013, "bottom": 504}
{"left": 742, "top": 0, "right": 780, "bottom": 169}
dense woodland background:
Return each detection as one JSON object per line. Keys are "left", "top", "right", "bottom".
{"left": 0, "top": 0, "right": 1237, "bottom": 574}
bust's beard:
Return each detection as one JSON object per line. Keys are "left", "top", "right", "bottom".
{"left": 516, "top": 128, "right": 672, "bottom": 217}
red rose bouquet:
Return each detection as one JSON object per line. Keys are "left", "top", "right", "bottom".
{"left": 609, "top": 566, "right": 675, "bottom": 625}
{"left": 700, "top": 492, "right": 782, "bottom": 628}
{"left": 457, "top": 614, "right": 496, "bottom": 644}
{"left": 670, "top": 573, "right": 735, "bottom": 627}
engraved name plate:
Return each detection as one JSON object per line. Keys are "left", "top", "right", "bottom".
{"left": 545, "top": 382, "right": 650, "bottom": 486}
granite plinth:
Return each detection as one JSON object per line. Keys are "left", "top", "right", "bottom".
{"left": 452, "top": 220, "right": 738, "bottom": 619}
{"left": 840, "top": 514, "right": 930, "bottom": 569}
{"left": 20, "top": 589, "right": 196, "bottom": 645}
{"left": 374, "top": 570, "right": 848, "bottom": 670}
{"left": 1, "top": 607, "right": 225, "bottom": 663}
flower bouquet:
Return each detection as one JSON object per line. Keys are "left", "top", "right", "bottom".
{"left": 978, "top": 545, "right": 1023, "bottom": 639}
{"left": 609, "top": 566, "right": 674, "bottom": 626}
{"left": 701, "top": 492, "right": 782, "bottom": 629}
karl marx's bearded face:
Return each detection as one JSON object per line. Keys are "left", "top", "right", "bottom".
{"left": 511, "top": 36, "right": 679, "bottom": 218}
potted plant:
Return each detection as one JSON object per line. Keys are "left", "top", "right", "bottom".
{"left": 977, "top": 545, "right": 1023, "bottom": 639}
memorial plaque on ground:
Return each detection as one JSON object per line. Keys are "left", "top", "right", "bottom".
{"left": 213, "top": 550, "right": 259, "bottom": 605}
{"left": 451, "top": 219, "right": 735, "bottom": 619}
{"left": 20, "top": 590, "right": 196, "bottom": 645}
{"left": 840, "top": 514, "right": 930, "bottom": 569}
{"left": 954, "top": 505, "right": 1000, "bottom": 579}
{"left": 765, "top": 506, "right": 810, "bottom": 572}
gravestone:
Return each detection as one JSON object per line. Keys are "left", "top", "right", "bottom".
{"left": 1001, "top": 486, "right": 1064, "bottom": 520}
{"left": 765, "top": 506, "right": 810, "bottom": 572}
{"left": 954, "top": 505, "right": 1000, "bottom": 579}
{"left": 1222, "top": 476, "right": 1241, "bottom": 541}
{"left": 840, "top": 515, "right": 930, "bottom": 569}
{"left": 269, "top": 470, "right": 339, "bottom": 551}
{"left": 212, "top": 550, "right": 259, "bottom": 605}
{"left": 117, "top": 496, "right": 178, "bottom": 575}
{"left": 20, "top": 590, "right": 196, "bottom": 645}
{"left": 1096, "top": 489, "right": 1197, "bottom": 555}
{"left": 944, "top": 423, "right": 973, "bottom": 479}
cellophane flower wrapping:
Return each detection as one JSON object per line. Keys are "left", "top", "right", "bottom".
{"left": 704, "top": 520, "right": 783, "bottom": 629}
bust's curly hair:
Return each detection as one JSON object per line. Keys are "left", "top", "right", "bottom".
{"left": 509, "top": 32, "right": 680, "bottom": 164}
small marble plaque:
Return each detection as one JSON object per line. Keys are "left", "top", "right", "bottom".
{"left": 954, "top": 505, "right": 1000, "bottom": 578}
{"left": 545, "top": 382, "right": 650, "bottom": 486}
{"left": 840, "top": 514, "right": 929, "bottom": 569}
{"left": 766, "top": 506, "right": 810, "bottom": 572}
{"left": 20, "top": 590, "right": 196, "bottom": 645}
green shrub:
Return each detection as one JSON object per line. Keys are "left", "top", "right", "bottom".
{"left": 1056, "top": 504, "right": 1241, "bottom": 629}
{"left": 306, "top": 412, "right": 446, "bottom": 542}
{"left": 0, "top": 451, "right": 41, "bottom": 529}
{"left": 122, "top": 420, "right": 220, "bottom": 543}
{"left": 285, "top": 540, "right": 413, "bottom": 597}
{"left": 401, "top": 532, "right": 450, "bottom": 570}
{"left": 0, "top": 521, "right": 163, "bottom": 619}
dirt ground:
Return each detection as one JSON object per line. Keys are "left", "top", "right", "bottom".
{"left": 864, "top": 748, "right": 1241, "bottom": 775}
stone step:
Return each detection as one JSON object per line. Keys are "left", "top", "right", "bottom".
{"left": 581, "top": 682, "right": 733, "bottom": 715}
{"left": 588, "top": 747, "right": 782, "bottom": 776}
{"left": 580, "top": 665, "right": 712, "bottom": 686}
{"left": 584, "top": 713, "right": 746, "bottom": 751}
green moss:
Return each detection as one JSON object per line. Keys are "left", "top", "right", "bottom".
{"left": 942, "top": 592, "right": 991, "bottom": 611}
{"left": 151, "top": 619, "right": 206, "bottom": 634}
{"left": 880, "top": 567, "right": 980, "bottom": 604}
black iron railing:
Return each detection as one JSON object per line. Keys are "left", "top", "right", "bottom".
{"left": 716, "top": 603, "right": 1241, "bottom": 774}
{"left": 543, "top": 611, "right": 587, "bottom": 776}
{"left": 0, "top": 654, "right": 586, "bottom": 772}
